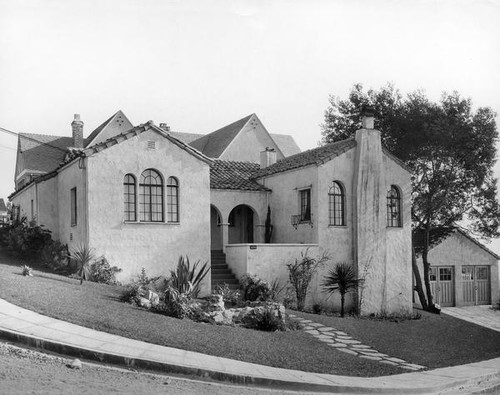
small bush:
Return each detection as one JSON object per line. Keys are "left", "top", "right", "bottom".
{"left": 312, "top": 303, "right": 322, "bottom": 314}
{"left": 269, "top": 278, "right": 287, "bottom": 302}
{"left": 215, "top": 283, "right": 240, "bottom": 307}
{"left": 89, "top": 257, "right": 121, "bottom": 285}
{"left": 21, "top": 265, "right": 32, "bottom": 276}
{"left": 169, "top": 256, "right": 209, "bottom": 298}
{"left": 40, "top": 240, "right": 71, "bottom": 273}
{"left": 240, "top": 274, "right": 271, "bottom": 302}
{"left": 366, "top": 311, "right": 422, "bottom": 322}
{"left": 157, "top": 286, "right": 195, "bottom": 319}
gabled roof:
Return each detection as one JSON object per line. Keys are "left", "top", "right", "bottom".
{"left": 169, "top": 131, "right": 204, "bottom": 144}
{"left": 271, "top": 134, "right": 301, "bottom": 157}
{"left": 252, "top": 139, "right": 357, "bottom": 178}
{"left": 210, "top": 160, "right": 270, "bottom": 191}
{"left": 190, "top": 114, "right": 253, "bottom": 158}
{"left": 18, "top": 133, "right": 73, "bottom": 174}
{"left": 85, "top": 110, "right": 133, "bottom": 147}
{"left": 0, "top": 198, "right": 7, "bottom": 212}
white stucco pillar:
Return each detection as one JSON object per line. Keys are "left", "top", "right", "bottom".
{"left": 220, "top": 223, "right": 229, "bottom": 252}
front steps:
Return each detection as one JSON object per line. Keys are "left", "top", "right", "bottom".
{"left": 211, "top": 250, "right": 240, "bottom": 291}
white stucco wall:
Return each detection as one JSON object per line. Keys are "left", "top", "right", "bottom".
{"left": 259, "top": 165, "right": 319, "bottom": 244}
{"left": 86, "top": 129, "right": 211, "bottom": 293}
{"left": 415, "top": 231, "right": 500, "bottom": 306}
{"left": 57, "top": 161, "right": 86, "bottom": 249}
{"left": 219, "top": 116, "right": 284, "bottom": 163}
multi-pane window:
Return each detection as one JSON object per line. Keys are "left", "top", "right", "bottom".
{"left": 124, "top": 174, "right": 136, "bottom": 221}
{"left": 139, "top": 169, "right": 164, "bottom": 222}
{"left": 386, "top": 185, "right": 401, "bottom": 227}
{"left": 300, "top": 189, "right": 311, "bottom": 222}
{"left": 328, "top": 181, "right": 345, "bottom": 226}
{"left": 439, "top": 267, "right": 452, "bottom": 281}
{"left": 166, "top": 177, "right": 179, "bottom": 222}
{"left": 70, "top": 187, "right": 77, "bottom": 226}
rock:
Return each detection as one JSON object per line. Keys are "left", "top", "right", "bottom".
{"left": 69, "top": 358, "right": 82, "bottom": 369}
{"left": 147, "top": 290, "right": 159, "bottom": 306}
{"left": 209, "top": 309, "right": 235, "bottom": 325}
{"left": 138, "top": 297, "right": 151, "bottom": 309}
{"left": 207, "top": 294, "right": 225, "bottom": 312}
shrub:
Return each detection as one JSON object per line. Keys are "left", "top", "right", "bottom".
{"left": 0, "top": 217, "right": 52, "bottom": 260}
{"left": 169, "top": 256, "right": 209, "bottom": 298}
{"left": 157, "top": 286, "right": 196, "bottom": 319}
{"left": 240, "top": 274, "right": 271, "bottom": 302}
{"left": 250, "top": 308, "right": 285, "bottom": 331}
{"left": 21, "top": 265, "right": 33, "bottom": 276}
{"left": 70, "top": 244, "right": 96, "bottom": 285}
{"left": 287, "top": 249, "right": 330, "bottom": 311}
{"left": 40, "top": 240, "right": 71, "bottom": 273}
{"left": 269, "top": 278, "right": 287, "bottom": 302}
{"left": 312, "top": 303, "right": 322, "bottom": 314}
{"left": 89, "top": 256, "right": 122, "bottom": 285}
{"left": 215, "top": 283, "right": 241, "bottom": 307}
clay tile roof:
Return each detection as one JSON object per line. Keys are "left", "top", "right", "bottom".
{"left": 252, "top": 138, "right": 357, "bottom": 178}
{"left": 19, "top": 133, "right": 73, "bottom": 173}
{"left": 190, "top": 114, "right": 253, "bottom": 158}
{"left": 210, "top": 160, "right": 270, "bottom": 191}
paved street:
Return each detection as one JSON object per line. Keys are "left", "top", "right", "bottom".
{"left": 442, "top": 305, "right": 500, "bottom": 332}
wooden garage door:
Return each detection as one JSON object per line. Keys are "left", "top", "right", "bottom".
{"left": 430, "top": 267, "right": 454, "bottom": 307}
{"left": 461, "top": 266, "right": 490, "bottom": 305}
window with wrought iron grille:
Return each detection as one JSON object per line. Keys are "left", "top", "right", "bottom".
{"left": 166, "top": 176, "right": 179, "bottom": 222}
{"left": 328, "top": 181, "right": 345, "bottom": 226}
{"left": 123, "top": 174, "right": 137, "bottom": 221}
{"left": 70, "top": 187, "right": 77, "bottom": 226}
{"left": 299, "top": 189, "right": 311, "bottom": 222}
{"left": 139, "top": 169, "right": 164, "bottom": 222}
{"left": 386, "top": 185, "right": 401, "bottom": 227}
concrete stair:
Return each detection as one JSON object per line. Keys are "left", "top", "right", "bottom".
{"left": 211, "top": 250, "right": 240, "bottom": 291}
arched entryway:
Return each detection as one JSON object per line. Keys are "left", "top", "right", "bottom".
{"left": 228, "top": 204, "right": 255, "bottom": 244}
{"left": 210, "top": 205, "right": 223, "bottom": 251}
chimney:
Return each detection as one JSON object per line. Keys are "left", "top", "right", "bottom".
{"left": 260, "top": 147, "right": 277, "bottom": 169}
{"left": 361, "top": 105, "right": 375, "bottom": 129}
{"left": 159, "top": 123, "right": 170, "bottom": 132}
{"left": 71, "top": 114, "right": 84, "bottom": 148}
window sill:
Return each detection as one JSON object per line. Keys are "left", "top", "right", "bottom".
{"left": 124, "top": 221, "right": 180, "bottom": 225}
{"left": 328, "top": 225, "right": 347, "bottom": 228}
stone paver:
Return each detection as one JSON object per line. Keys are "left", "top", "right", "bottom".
{"left": 290, "top": 315, "right": 428, "bottom": 372}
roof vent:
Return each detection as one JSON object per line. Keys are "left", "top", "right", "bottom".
{"left": 147, "top": 141, "right": 156, "bottom": 150}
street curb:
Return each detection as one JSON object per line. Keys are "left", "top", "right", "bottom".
{"left": 1, "top": 325, "right": 499, "bottom": 394}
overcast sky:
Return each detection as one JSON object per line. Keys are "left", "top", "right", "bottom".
{"left": 1, "top": 0, "right": 500, "bottom": 246}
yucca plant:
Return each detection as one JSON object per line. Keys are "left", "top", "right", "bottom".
{"left": 71, "top": 244, "right": 96, "bottom": 285}
{"left": 169, "top": 256, "right": 209, "bottom": 298}
{"left": 321, "top": 262, "right": 362, "bottom": 317}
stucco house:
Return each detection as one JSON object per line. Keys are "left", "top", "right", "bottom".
{"left": 10, "top": 109, "right": 412, "bottom": 314}
{"left": 414, "top": 229, "right": 500, "bottom": 307}
{"left": 0, "top": 198, "right": 8, "bottom": 226}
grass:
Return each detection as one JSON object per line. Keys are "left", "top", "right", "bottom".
{"left": 0, "top": 249, "right": 499, "bottom": 376}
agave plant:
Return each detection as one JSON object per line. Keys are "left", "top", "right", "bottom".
{"left": 71, "top": 244, "right": 96, "bottom": 285}
{"left": 321, "top": 262, "right": 362, "bottom": 317}
{"left": 169, "top": 256, "right": 209, "bottom": 298}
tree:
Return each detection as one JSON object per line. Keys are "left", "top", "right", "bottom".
{"left": 322, "top": 262, "right": 362, "bottom": 317}
{"left": 322, "top": 83, "right": 500, "bottom": 311}
{"left": 265, "top": 205, "right": 273, "bottom": 243}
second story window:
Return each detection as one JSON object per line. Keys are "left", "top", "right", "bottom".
{"left": 70, "top": 187, "right": 77, "bottom": 226}
{"left": 166, "top": 177, "right": 179, "bottom": 223}
{"left": 124, "top": 174, "right": 136, "bottom": 221}
{"left": 387, "top": 185, "right": 402, "bottom": 227}
{"left": 300, "top": 189, "right": 311, "bottom": 222}
{"left": 329, "top": 181, "right": 345, "bottom": 226}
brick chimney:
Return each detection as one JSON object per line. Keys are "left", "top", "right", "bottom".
{"left": 260, "top": 147, "right": 277, "bottom": 169}
{"left": 71, "top": 114, "right": 84, "bottom": 148}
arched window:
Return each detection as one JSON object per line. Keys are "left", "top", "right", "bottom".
{"left": 124, "top": 174, "right": 136, "bottom": 221}
{"left": 166, "top": 177, "right": 179, "bottom": 223}
{"left": 139, "top": 169, "right": 164, "bottom": 222}
{"left": 328, "top": 181, "right": 345, "bottom": 226}
{"left": 387, "top": 185, "right": 402, "bottom": 227}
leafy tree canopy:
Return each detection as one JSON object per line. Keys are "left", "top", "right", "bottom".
{"left": 321, "top": 83, "right": 500, "bottom": 238}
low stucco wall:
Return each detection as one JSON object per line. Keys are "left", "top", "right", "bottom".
{"left": 225, "top": 243, "right": 356, "bottom": 312}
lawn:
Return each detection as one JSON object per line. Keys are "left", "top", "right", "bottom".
{"left": 0, "top": 249, "right": 499, "bottom": 377}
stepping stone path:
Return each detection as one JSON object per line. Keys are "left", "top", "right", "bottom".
{"left": 288, "top": 314, "right": 426, "bottom": 372}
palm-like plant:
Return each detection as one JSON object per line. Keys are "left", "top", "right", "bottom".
{"left": 321, "top": 262, "right": 362, "bottom": 317}
{"left": 169, "top": 256, "right": 209, "bottom": 298}
{"left": 71, "top": 244, "right": 96, "bottom": 285}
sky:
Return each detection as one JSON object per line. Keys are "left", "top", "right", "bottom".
{"left": 1, "top": 0, "right": 500, "bottom": 246}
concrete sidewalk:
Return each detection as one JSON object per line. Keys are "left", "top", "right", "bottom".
{"left": 0, "top": 298, "right": 499, "bottom": 394}
{"left": 442, "top": 305, "right": 500, "bottom": 332}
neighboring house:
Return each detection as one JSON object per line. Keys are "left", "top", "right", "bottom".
{"left": 414, "top": 229, "right": 500, "bottom": 307}
{"left": 0, "top": 198, "right": 8, "bottom": 225}
{"left": 9, "top": 109, "right": 412, "bottom": 314}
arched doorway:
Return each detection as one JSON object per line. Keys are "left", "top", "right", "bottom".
{"left": 228, "top": 204, "right": 255, "bottom": 244}
{"left": 210, "top": 205, "right": 223, "bottom": 251}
